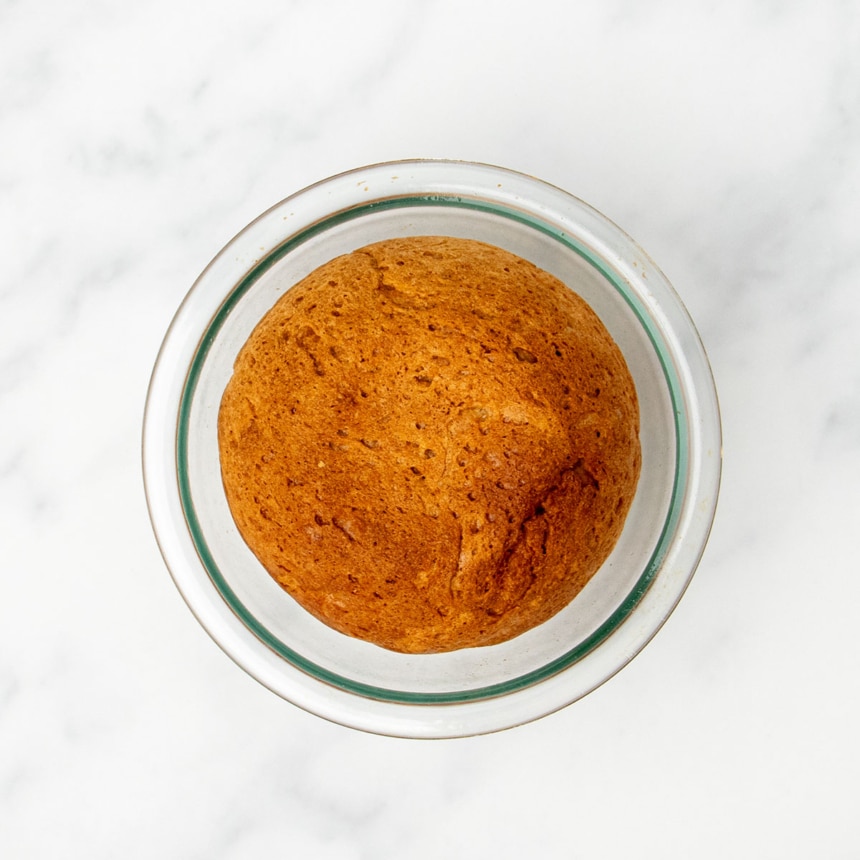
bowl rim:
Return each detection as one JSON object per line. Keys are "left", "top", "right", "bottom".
{"left": 143, "top": 158, "right": 722, "bottom": 737}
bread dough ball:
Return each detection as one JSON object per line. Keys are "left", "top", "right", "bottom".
{"left": 218, "top": 236, "right": 640, "bottom": 653}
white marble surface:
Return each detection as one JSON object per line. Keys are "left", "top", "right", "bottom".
{"left": 2, "top": 0, "right": 859, "bottom": 856}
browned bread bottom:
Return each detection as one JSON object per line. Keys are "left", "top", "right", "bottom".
{"left": 217, "top": 236, "right": 641, "bottom": 653}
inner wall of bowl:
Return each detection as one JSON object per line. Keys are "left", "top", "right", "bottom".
{"left": 182, "top": 199, "right": 678, "bottom": 699}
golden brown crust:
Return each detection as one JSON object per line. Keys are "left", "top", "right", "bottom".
{"left": 217, "top": 236, "right": 641, "bottom": 653}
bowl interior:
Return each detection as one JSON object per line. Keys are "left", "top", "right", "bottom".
{"left": 178, "top": 197, "right": 682, "bottom": 703}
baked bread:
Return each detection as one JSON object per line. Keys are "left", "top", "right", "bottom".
{"left": 217, "top": 236, "right": 641, "bottom": 653}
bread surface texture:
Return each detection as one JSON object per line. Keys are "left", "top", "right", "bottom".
{"left": 217, "top": 236, "right": 641, "bottom": 653}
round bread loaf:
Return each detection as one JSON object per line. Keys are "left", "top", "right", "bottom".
{"left": 217, "top": 236, "right": 641, "bottom": 653}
